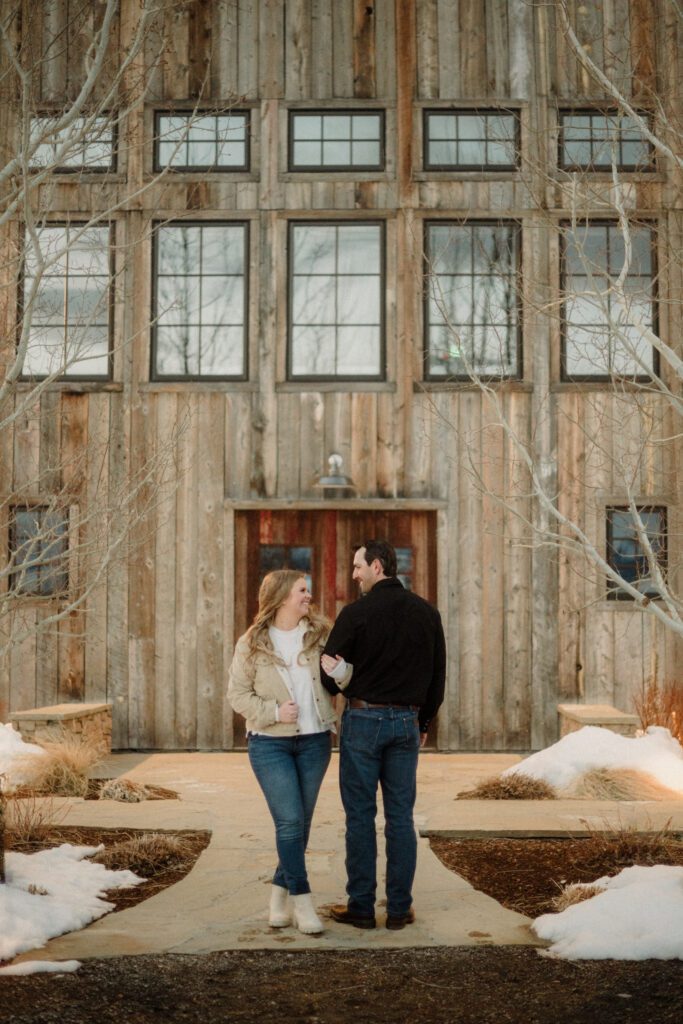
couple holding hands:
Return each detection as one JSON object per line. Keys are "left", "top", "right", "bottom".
{"left": 228, "top": 539, "right": 446, "bottom": 935}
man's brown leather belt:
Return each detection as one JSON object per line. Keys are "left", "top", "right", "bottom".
{"left": 348, "top": 698, "right": 420, "bottom": 712}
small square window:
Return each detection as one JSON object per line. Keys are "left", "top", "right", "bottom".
{"left": 152, "top": 222, "right": 248, "bottom": 380}
{"left": 155, "top": 112, "right": 249, "bottom": 171}
{"left": 560, "top": 111, "right": 654, "bottom": 171}
{"left": 9, "top": 507, "right": 69, "bottom": 596}
{"left": 606, "top": 507, "right": 667, "bottom": 600}
{"left": 29, "top": 115, "right": 116, "bottom": 172}
{"left": 21, "top": 224, "right": 112, "bottom": 380}
{"left": 289, "top": 111, "right": 384, "bottom": 170}
{"left": 259, "top": 545, "right": 314, "bottom": 593}
{"left": 424, "top": 110, "right": 519, "bottom": 170}
{"left": 288, "top": 221, "right": 384, "bottom": 380}
{"left": 561, "top": 222, "right": 657, "bottom": 381}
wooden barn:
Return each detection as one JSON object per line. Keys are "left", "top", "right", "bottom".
{"left": 0, "top": 0, "right": 681, "bottom": 752}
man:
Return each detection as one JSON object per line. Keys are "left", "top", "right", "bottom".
{"left": 321, "top": 540, "right": 446, "bottom": 930}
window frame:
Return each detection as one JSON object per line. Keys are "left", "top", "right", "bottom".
{"left": 152, "top": 109, "right": 251, "bottom": 173}
{"left": 422, "top": 108, "right": 521, "bottom": 172}
{"left": 18, "top": 220, "right": 115, "bottom": 382}
{"left": 150, "top": 219, "right": 250, "bottom": 383}
{"left": 422, "top": 218, "right": 523, "bottom": 382}
{"left": 286, "top": 219, "right": 386, "bottom": 383}
{"left": 605, "top": 505, "right": 667, "bottom": 602}
{"left": 560, "top": 219, "right": 659, "bottom": 383}
{"left": 558, "top": 108, "right": 655, "bottom": 173}
{"left": 287, "top": 109, "right": 385, "bottom": 172}
{"left": 29, "top": 112, "right": 118, "bottom": 174}
{"left": 8, "top": 504, "right": 70, "bottom": 598}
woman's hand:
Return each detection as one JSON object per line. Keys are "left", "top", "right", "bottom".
{"left": 278, "top": 700, "right": 299, "bottom": 723}
{"left": 321, "top": 654, "right": 342, "bottom": 676}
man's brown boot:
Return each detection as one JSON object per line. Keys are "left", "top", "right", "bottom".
{"left": 329, "top": 904, "right": 376, "bottom": 929}
{"left": 386, "top": 908, "right": 415, "bottom": 930}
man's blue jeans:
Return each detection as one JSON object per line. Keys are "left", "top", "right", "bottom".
{"left": 339, "top": 706, "right": 420, "bottom": 917}
{"left": 248, "top": 731, "right": 332, "bottom": 895}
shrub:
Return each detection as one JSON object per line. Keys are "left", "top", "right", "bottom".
{"left": 4, "top": 790, "right": 70, "bottom": 846}
{"left": 14, "top": 731, "right": 103, "bottom": 798}
{"left": 561, "top": 767, "right": 680, "bottom": 801}
{"left": 457, "top": 773, "right": 557, "bottom": 800}
{"left": 633, "top": 678, "right": 683, "bottom": 745}
{"left": 91, "top": 833, "right": 196, "bottom": 877}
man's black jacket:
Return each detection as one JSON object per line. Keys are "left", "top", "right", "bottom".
{"left": 322, "top": 577, "right": 446, "bottom": 733}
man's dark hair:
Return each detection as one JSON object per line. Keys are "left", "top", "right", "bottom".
{"left": 359, "top": 539, "right": 397, "bottom": 578}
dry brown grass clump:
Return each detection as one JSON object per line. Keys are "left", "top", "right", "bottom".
{"left": 4, "top": 791, "right": 70, "bottom": 845}
{"left": 634, "top": 678, "right": 683, "bottom": 745}
{"left": 577, "top": 817, "right": 681, "bottom": 873}
{"left": 98, "top": 778, "right": 151, "bottom": 802}
{"left": 457, "top": 773, "right": 558, "bottom": 800}
{"left": 91, "top": 832, "right": 197, "bottom": 877}
{"left": 561, "top": 767, "right": 681, "bottom": 801}
{"left": 550, "top": 882, "right": 606, "bottom": 913}
{"left": 15, "top": 731, "right": 103, "bottom": 798}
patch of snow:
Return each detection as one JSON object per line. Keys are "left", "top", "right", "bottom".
{"left": 504, "top": 726, "right": 683, "bottom": 793}
{"left": 0, "top": 722, "right": 46, "bottom": 784}
{"left": 533, "top": 864, "right": 683, "bottom": 960}
{"left": 0, "top": 959, "right": 81, "bottom": 976}
{"left": 0, "top": 844, "right": 143, "bottom": 964}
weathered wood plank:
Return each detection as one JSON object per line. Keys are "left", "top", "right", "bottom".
{"left": 153, "top": 393, "right": 178, "bottom": 749}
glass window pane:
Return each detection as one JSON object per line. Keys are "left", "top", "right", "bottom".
{"left": 459, "top": 115, "right": 486, "bottom": 138}
{"left": 188, "top": 141, "right": 215, "bottom": 165}
{"left": 201, "top": 276, "right": 244, "bottom": 325}
{"left": 337, "top": 225, "right": 380, "bottom": 274}
{"left": 158, "top": 141, "right": 187, "bottom": 166}
{"left": 155, "top": 325, "right": 201, "bottom": 375}
{"left": 291, "top": 325, "right": 336, "bottom": 375}
{"left": 486, "top": 140, "right": 515, "bottom": 165}
{"left": 196, "top": 325, "right": 244, "bottom": 376}
{"left": 202, "top": 225, "right": 245, "bottom": 275}
{"left": 428, "top": 140, "right": 457, "bottom": 165}
{"left": 323, "top": 115, "right": 351, "bottom": 139}
{"left": 322, "top": 140, "right": 351, "bottom": 165}
{"left": 157, "top": 276, "right": 201, "bottom": 325}
{"left": 565, "top": 327, "right": 610, "bottom": 375}
{"left": 608, "top": 508, "right": 666, "bottom": 598}
{"left": 293, "top": 116, "right": 322, "bottom": 140}
{"left": 428, "top": 114, "right": 456, "bottom": 140}
{"left": 458, "top": 140, "right": 486, "bottom": 164}
{"left": 293, "top": 141, "right": 321, "bottom": 165}
{"left": 337, "top": 275, "right": 380, "bottom": 324}
{"left": 353, "top": 115, "right": 380, "bottom": 140}
{"left": 67, "top": 277, "right": 109, "bottom": 324}
{"left": 351, "top": 140, "right": 380, "bottom": 165}
{"left": 157, "top": 226, "right": 201, "bottom": 274}
{"left": 336, "top": 326, "right": 380, "bottom": 374}
{"left": 293, "top": 224, "right": 336, "bottom": 274}
{"left": 292, "top": 275, "right": 336, "bottom": 325}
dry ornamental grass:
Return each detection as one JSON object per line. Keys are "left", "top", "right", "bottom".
{"left": 457, "top": 773, "right": 558, "bottom": 800}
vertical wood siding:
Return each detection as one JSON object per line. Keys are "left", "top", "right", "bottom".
{"left": 1, "top": 1, "right": 680, "bottom": 750}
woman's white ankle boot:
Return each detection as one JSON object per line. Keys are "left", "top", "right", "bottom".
{"left": 292, "top": 893, "right": 324, "bottom": 934}
{"left": 269, "top": 884, "right": 291, "bottom": 927}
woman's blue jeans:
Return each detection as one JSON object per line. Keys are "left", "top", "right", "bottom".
{"left": 248, "top": 731, "right": 332, "bottom": 895}
{"left": 339, "top": 706, "right": 420, "bottom": 918}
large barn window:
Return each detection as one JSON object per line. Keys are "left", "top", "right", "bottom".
{"left": 559, "top": 111, "right": 653, "bottom": 172}
{"left": 423, "top": 110, "right": 519, "bottom": 170}
{"left": 155, "top": 112, "right": 249, "bottom": 171}
{"left": 9, "top": 506, "right": 69, "bottom": 597}
{"left": 29, "top": 115, "right": 116, "bottom": 172}
{"left": 288, "top": 221, "right": 384, "bottom": 380}
{"left": 152, "top": 222, "right": 248, "bottom": 380}
{"left": 21, "top": 224, "right": 112, "bottom": 380}
{"left": 561, "top": 222, "right": 656, "bottom": 380}
{"left": 424, "top": 221, "right": 521, "bottom": 379}
{"left": 606, "top": 506, "right": 667, "bottom": 601}
{"left": 288, "top": 111, "right": 384, "bottom": 170}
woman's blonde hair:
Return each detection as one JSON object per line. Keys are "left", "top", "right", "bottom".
{"left": 244, "top": 569, "right": 330, "bottom": 664}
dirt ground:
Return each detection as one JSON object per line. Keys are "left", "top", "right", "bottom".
{"left": 2, "top": 831, "right": 682, "bottom": 1023}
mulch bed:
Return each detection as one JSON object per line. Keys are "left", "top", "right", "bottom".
{"left": 429, "top": 835, "right": 683, "bottom": 917}
{"left": 5, "top": 827, "right": 211, "bottom": 912}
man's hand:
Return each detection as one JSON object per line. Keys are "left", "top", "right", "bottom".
{"left": 279, "top": 700, "right": 299, "bottom": 724}
{"left": 321, "top": 653, "right": 342, "bottom": 676}
{"left": 420, "top": 732, "right": 428, "bottom": 748}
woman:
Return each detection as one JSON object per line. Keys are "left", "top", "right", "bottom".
{"left": 228, "top": 570, "right": 350, "bottom": 935}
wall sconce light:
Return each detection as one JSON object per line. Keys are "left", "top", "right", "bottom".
{"left": 313, "top": 452, "right": 357, "bottom": 499}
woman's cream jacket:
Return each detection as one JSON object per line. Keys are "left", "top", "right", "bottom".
{"left": 227, "top": 627, "right": 352, "bottom": 737}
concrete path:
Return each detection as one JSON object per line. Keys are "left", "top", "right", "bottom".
{"left": 16, "top": 752, "right": 683, "bottom": 962}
